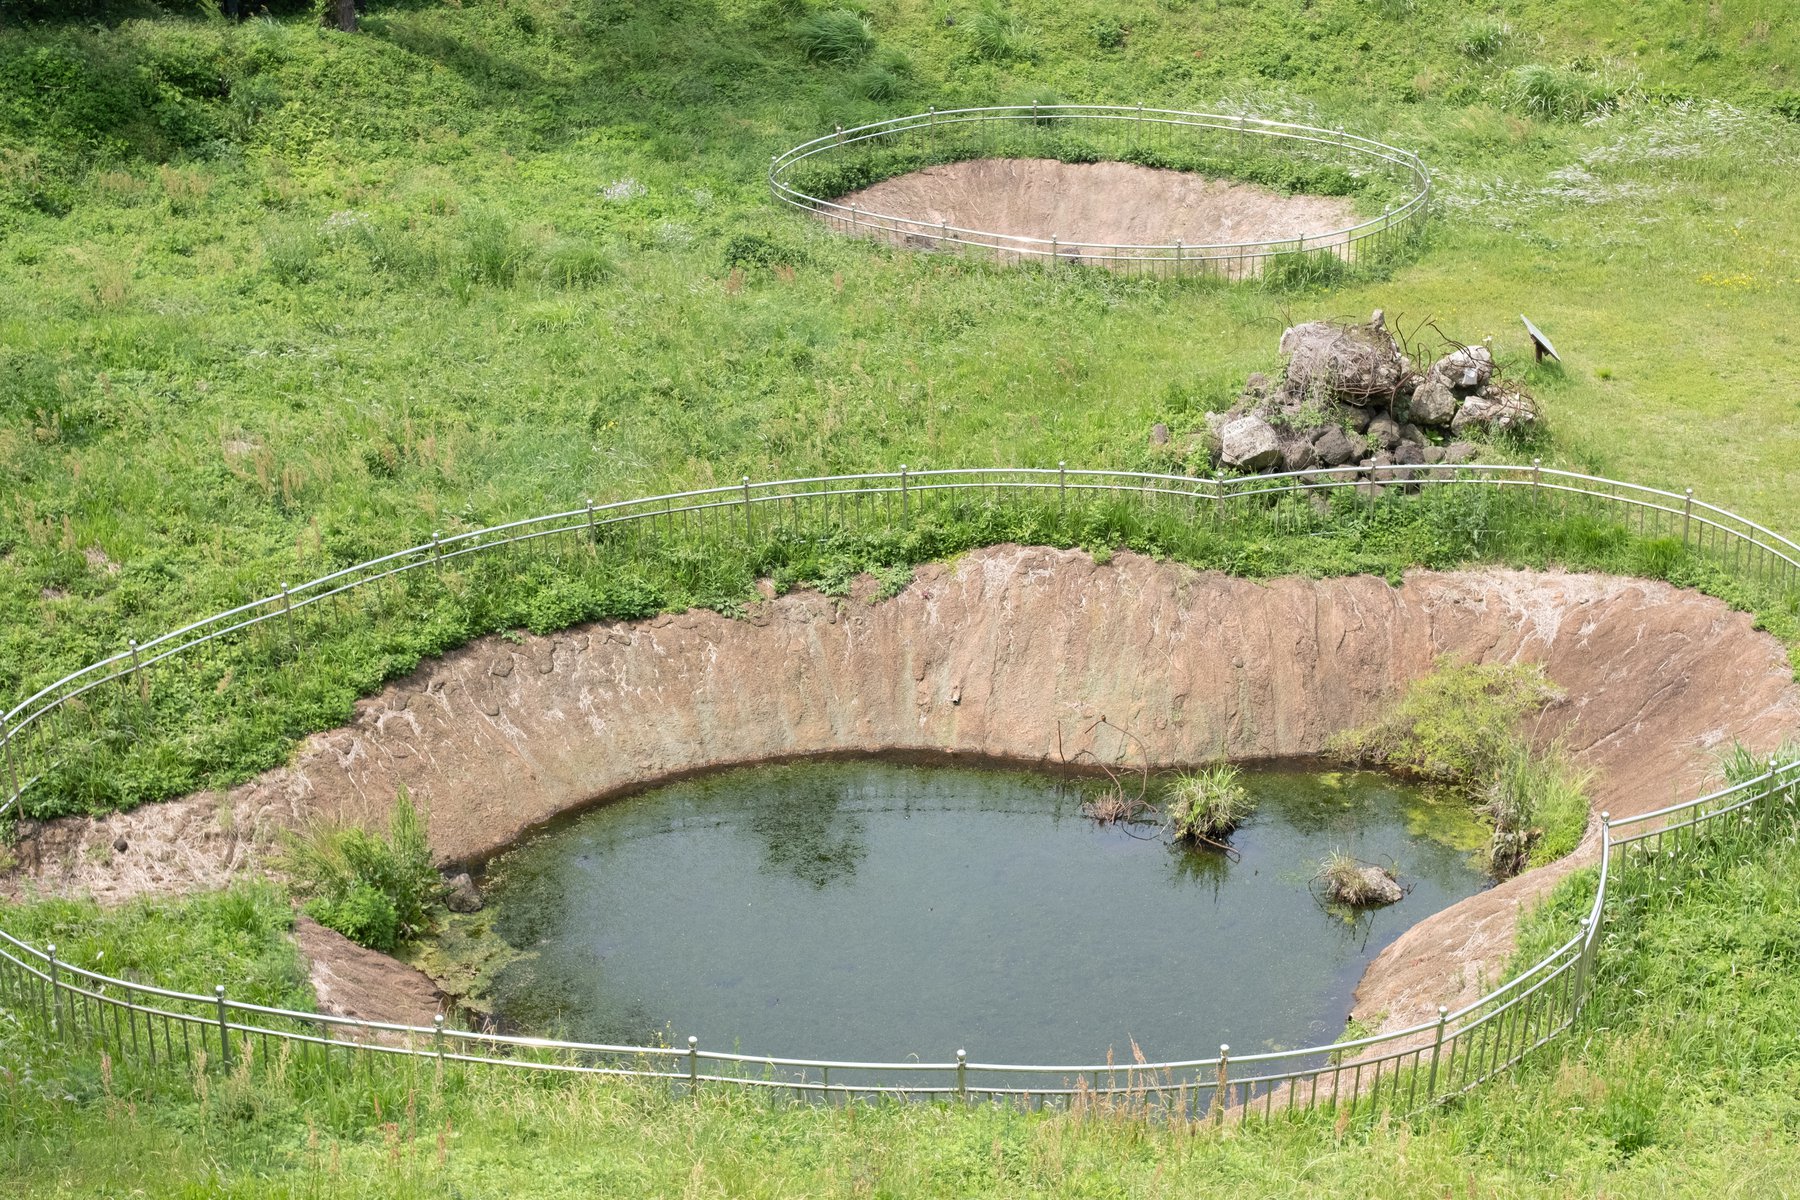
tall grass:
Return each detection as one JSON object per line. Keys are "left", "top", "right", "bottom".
{"left": 967, "top": 2, "right": 1030, "bottom": 63}
{"left": 279, "top": 788, "right": 440, "bottom": 952}
{"left": 1504, "top": 63, "right": 1631, "bottom": 121}
{"left": 1485, "top": 743, "right": 1592, "bottom": 874}
{"left": 1163, "top": 763, "right": 1253, "bottom": 840}
{"left": 794, "top": 9, "right": 874, "bottom": 65}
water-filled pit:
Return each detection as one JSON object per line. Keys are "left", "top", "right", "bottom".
{"left": 476, "top": 759, "right": 1489, "bottom": 1064}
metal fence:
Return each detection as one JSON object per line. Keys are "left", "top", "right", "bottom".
{"left": 2, "top": 463, "right": 1799, "bottom": 1119}
{"left": 768, "top": 106, "right": 1432, "bottom": 278}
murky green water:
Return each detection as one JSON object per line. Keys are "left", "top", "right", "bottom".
{"left": 478, "top": 760, "right": 1489, "bottom": 1064}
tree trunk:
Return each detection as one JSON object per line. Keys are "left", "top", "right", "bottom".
{"left": 333, "top": 0, "right": 356, "bottom": 32}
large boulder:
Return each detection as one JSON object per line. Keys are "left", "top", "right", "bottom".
{"left": 1280, "top": 436, "right": 1320, "bottom": 473}
{"left": 1408, "top": 377, "right": 1460, "bottom": 428}
{"left": 1312, "top": 425, "right": 1359, "bottom": 468}
{"left": 1325, "top": 864, "right": 1404, "bottom": 907}
{"left": 1366, "top": 413, "right": 1403, "bottom": 451}
{"left": 445, "top": 872, "right": 484, "bottom": 913}
{"left": 1451, "top": 386, "right": 1538, "bottom": 436}
{"left": 1219, "top": 415, "right": 1282, "bottom": 471}
{"left": 1279, "top": 316, "right": 1407, "bottom": 404}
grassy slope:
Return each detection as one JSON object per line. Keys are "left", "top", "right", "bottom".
{"left": 1, "top": 0, "right": 1797, "bottom": 700}
{"left": 2, "top": 1, "right": 1800, "bottom": 1193}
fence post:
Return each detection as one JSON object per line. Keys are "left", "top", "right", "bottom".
{"left": 1175, "top": 238, "right": 1183, "bottom": 276}
{"left": 1573, "top": 916, "right": 1593, "bottom": 1004}
{"left": 1426, "top": 1005, "right": 1448, "bottom": 1098}
{"left": 1682, "top": 487, "right": 1694, "bottom": 546}
{"left": 281, "top": 584, "right": 294, "bottom": 636}
{"left": 742, "top": 477, "right": 753, "bottom": 540}
{"left": 0, "top": 711, "right": 19, "bottom": 804}
{"left": 215, "top": 984, "right": 232, "bottom": 1070}
{"left": 1531, "top": 457, "right": 1542, "bottom": 508}
{"left": 1050, "top": 233, "right": 1059, "bottom": 265}
{"left": 687, "top": 1035, "right": 699, "bottom": 1092}
{"left": 585, "top": 499, "right": 596, "bottom": 539}
{"left": 46, "top": 942, "right": 61, "bottom": 1039}
{"left": 900, "top": 465, "right": 909, "bottom": 520}
{"left": 1213, "top": 1044, "right": 1229, "bottom": 1125}
{"left": 433, "top": 1012, "right": 445, "bottom": 1062}
{"left": 956, "top": 1048, "right": 968, "bottom": 1105}
{"left": 431, "top": 532, "right": 445, "bottom": 572}
{"left": 1058, "top": 461, "right": 1067, "bottom": 515}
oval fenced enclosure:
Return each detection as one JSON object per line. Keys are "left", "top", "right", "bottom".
{"left": 2, "top": 462, "right": 1798, "bottom": 1120}
{"left": 768, "top": 106, "right": 1433, "bottom": 278}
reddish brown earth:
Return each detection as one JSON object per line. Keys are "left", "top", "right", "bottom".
{"left": 836, "top": 158, "right": 1359, "bottom": 250}
{"left": 5, "top": 546, "right": 1797, "bottom": 1033}
{"left": 294, "top": 914, "right": 443, "bottom": 1030}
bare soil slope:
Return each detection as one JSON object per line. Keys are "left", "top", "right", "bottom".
{"left": 7, "top": 548, "right": 1797, "bottom": 1034}
{"left": 836, "top": 158, "right": 1359, "bottom": 248}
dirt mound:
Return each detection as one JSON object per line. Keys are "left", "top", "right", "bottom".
{"left": 6, "top": 549, "right": 1797, "bottom": 1039}
{"left": 836, "top": 158, "right": 1359, "bottom": 249}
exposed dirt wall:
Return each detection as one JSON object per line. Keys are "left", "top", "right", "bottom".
{"left": 7, "top": 547, "right": 1797, "bottom": 1033}
{"left": 836, "top": 158, "right": 1360, "bottom": 250}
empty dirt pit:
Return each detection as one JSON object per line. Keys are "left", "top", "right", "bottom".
{"left": 7, "top": 547, "right": 1799, "bottom": 1036}
{"left": 834, "top": 157, "right": 1360, "bottom": 250}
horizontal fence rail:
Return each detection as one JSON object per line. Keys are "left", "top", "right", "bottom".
{"left": 2, "top": 463, "right": 1798, "bottom": 1120}
{"left": 769, "top": 106, "right": 1433, "bottom": 278}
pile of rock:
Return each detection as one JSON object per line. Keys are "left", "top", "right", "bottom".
{"left": 1196, "top": 311, "right": 1541, "bottom": 478}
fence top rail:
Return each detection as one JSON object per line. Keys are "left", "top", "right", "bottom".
{"left": 769, "top": 106, "right": 1430, "bottom": 256}
{"left": 772, "top": 105, "right": 1429, "bottom": 169}
{"left": 1608, "top": 759, "right": 1800, "bottom": 833}
{"left": 22, "top": 456, "right": 1793, "bottom": 728}
{"left": 6, "top": 460, "right": 1798, "bottom": 730}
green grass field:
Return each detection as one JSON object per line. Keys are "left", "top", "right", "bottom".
{"left": 3, "top": 0, "right": 1800, "bottom": 1193}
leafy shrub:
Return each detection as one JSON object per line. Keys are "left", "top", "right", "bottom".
{"left": 1164, "top": 764, "right": 1253, "bottom": 840}
{"left": 968, "top": 2, "right": 1029, "bottom": 63}
{"left": 282, "top": 788, "right": 441, "bottom": 952}
{"left": 1090, "top": 15, "right": 1126, "bottom": 50}
{"left": 1331, "top": 659, "right": 1564, "bottom": 787}
{"left": 794, "top": 9, "right": 875, "bottom": 65}
{"left": 1772, "top": 90, "right": 1800, "bottom": 123}
{"left": 723, "top": 231, "right": 806, "bottom": 269}
{"left": 309, "top": 880, "right": 400, "bottom": 951}
{"left": 1458, "top": 17, "right": 1510, "bottom": 60}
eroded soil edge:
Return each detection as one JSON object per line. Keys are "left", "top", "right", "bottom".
{"left": 7, "top": 546, "right": 1798, "bottom": 1035}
